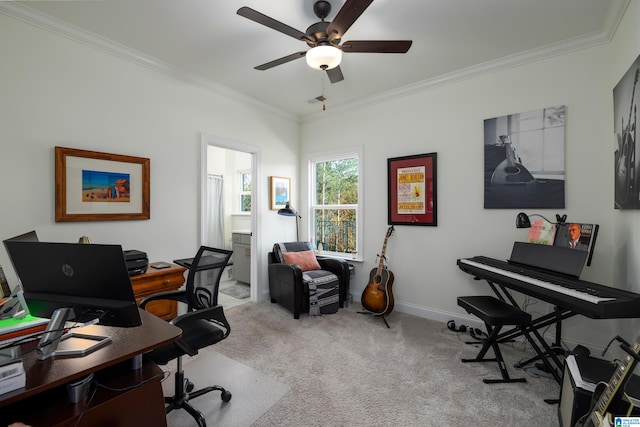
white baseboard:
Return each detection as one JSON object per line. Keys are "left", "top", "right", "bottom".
{"left": 392, "top": 299, "right": 606, "bottom": 356}
{"left": 394, "top": 300, "right": 485, "bottom": 331}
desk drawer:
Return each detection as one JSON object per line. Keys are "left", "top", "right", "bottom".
{"left": 130, "top": 264, "right": 186, "bottom": 320}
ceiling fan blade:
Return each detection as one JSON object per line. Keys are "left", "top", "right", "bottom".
{"left": 237, "top": 7, "right": 313, "bottom": 43}
{"left": 326, "top": 0, "right": 373, "bottom": 41}
{"left": 254, "top": 52, "right": 307, "bottom": 71}
{"left": 326, "top": 66, "right": 344, "bottom": 84}
{"left": 341, "top": 40, "right": 413, "bottom": 53}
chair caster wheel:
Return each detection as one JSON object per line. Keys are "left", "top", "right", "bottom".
{"left": 185, "top": 379, "right": 194, "bottom": 393}
{"left": 221, "top": 390, "right": 232, "bottom": 402}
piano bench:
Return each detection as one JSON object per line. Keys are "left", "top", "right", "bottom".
{"left": 457, "top": 295, "right": 531, "bottom": 384}
{"left": 457, "top": 296, "right": 531, "bottom": 327}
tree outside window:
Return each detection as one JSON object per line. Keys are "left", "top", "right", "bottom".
{"left": 240, "top": 171, "right": 251, "bottom": 212}
{"left": 310, "top": 154, "right": 359, "bottom": 257}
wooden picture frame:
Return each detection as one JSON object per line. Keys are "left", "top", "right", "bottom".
{"left": 55, "top": 146, "right": 150, "bottom": 222}
{"left": 387, "top": 153, "right": 437, "bottom": 226}
{"left": 269, "top": 176, "right": 290, "bottom": 210}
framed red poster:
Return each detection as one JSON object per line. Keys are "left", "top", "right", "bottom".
{"left": 387, "top": 153, "right": 437, "bottom": 226}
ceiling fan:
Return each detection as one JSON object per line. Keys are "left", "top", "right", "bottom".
{"left": 237, "top": 0, "right": 412, "bottom": 83}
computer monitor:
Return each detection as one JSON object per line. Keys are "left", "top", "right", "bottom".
{"left": 3, "top": 241, "right": 141, "bottom": 327}
{"left": 3, "top": 240, "right": 142, "bottom": 359}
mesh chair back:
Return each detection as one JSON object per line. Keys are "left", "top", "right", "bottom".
{"left": 185, "top": 246, "right": 233, "bottom": 310}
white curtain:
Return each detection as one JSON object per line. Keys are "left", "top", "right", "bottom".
{"left": 207, "top": 175, "right": 225, "bottom": 248}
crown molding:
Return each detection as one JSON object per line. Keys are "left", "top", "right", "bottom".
{"left": 1, "top": 0, "right": 629, "bottom": 126}
{"left": 0, "top": 2, "right": 297, "bottom": 123}
{"left": 301, "top": 0, "right": 631, "bottom": 123}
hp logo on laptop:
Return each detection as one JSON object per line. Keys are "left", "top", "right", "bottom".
{"left": 62, "top": 264, "right": 74, "bottom": 277}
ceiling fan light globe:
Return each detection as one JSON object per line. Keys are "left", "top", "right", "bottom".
{"left": 306, "top": 46, "right": 342, "bottom": 70}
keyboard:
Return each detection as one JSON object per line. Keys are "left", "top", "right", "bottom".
{"left": 457, "top": 256, "right": 640, "bottom": 319}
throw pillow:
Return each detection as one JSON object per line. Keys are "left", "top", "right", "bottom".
{"left": 282, "top": 250, "right": 321, "bottom": 272}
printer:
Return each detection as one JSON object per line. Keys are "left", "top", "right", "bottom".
{"left": 123, "top": 250, "right": 148, "bottom": 276}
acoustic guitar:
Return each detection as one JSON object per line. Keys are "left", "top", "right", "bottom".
{"left": 361, "top": 226, "right": 395, "bottom": 315}
{"left": 490, "top": 135, "right": 535, "bottom": 185}
{"left": 615, "top": 68, "right": 639, "bottom": 207}
{"left": 575, "top": 329, "right": 640, "bottom": 427}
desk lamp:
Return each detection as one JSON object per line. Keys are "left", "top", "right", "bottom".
{"left": 278, "top": 202, "right": 301, "bottom": 241}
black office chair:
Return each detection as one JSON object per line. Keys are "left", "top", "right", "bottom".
{"left": 139, "top": 246, "right": 234, "bottom": 427}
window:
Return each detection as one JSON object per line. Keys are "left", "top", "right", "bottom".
{"left": 309, "top": 149, "right": 361, "bottom": 258}
{"left": 240, "top": 170, "right": 251, "bottom": 212}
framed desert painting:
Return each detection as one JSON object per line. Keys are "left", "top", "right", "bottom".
{"left": 55, "top": 146, "right": 150, "bottom": 222}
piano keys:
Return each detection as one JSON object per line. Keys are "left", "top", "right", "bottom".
{"left": 457, "top": 242, "right": 640, "bottom": 385}
{"left": 457, "top": 256, "right": 640, "bottom": 319}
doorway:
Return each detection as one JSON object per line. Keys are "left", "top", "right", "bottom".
{"left": 200, "top": 134, "right": 260, "bottom": 306}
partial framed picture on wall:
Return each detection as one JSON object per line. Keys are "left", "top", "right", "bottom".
{"left": 270, "top": 176, "right": 290, "bottom": 210}
{"left": 613, "top": 54, "right": 640, "bottom": 209}
{"left": 55, "top": 146, "right": 150, "bottom": 222}
{"left": 387, "top": 153, "right": 437, "bottom": 226}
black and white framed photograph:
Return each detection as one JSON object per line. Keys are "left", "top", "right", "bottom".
{"left": 484, "top": 105, "right": 566, "bottom": 209}
{"left": 613, "top": 54, "right": 640, "bottom": 209}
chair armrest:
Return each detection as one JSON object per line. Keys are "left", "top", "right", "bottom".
{"left": 138, "top": 289, "right": 188, "bottom": 309}
{"left": 268, "top": 262, "right": 304, "bottom": 282}
{"left": 171, "top": 304, "right": 231, "bottom": 339}
{"left": 317, "top": 257, "right": 348, "bottom": 275}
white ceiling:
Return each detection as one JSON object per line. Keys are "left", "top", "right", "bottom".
{"left": 5, "top": 0, "right": 628, "bottom": 121}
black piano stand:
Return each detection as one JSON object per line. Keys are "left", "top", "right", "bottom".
{"left": 513, "top": 305, "right": 567, "bottom": 371}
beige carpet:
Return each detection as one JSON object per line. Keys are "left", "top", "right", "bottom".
{"left": 211, "top": 301, "right": 560, "bottom": 426}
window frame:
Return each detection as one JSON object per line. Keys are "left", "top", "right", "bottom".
{"left": 307, "top": 146, "right": 363, "bottom": 260}
{"left": 238, "top": 169, "right": 251, "bottom": 213}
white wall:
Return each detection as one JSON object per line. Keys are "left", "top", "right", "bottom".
{"left": 3, "top": 3, "right": 640, "bottom": 352}
{"left": 300, "top": 5, "right": 639, "bottom": 351}
{"left": 0, "top": 13, "right": 299, "bottom": 301}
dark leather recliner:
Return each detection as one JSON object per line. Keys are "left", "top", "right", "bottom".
{"left": 268, "top": 241, "right": 349, "bottom": 319}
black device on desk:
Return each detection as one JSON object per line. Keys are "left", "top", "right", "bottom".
{"left": 3, "top": 241, "right": 141, "bottom": 327}
{"left": 123, "top": 249, "right": 148, "bottom": 275}
{"left": 3, "top": 240, "right": 142, "bottom": 359}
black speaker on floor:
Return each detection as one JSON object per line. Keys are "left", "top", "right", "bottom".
{"left": 559, "top": 354, "right": 640, "bottom": 427}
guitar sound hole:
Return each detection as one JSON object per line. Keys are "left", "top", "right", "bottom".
{"left": 504, "top": 166, "right": 520, "bottom": 174}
